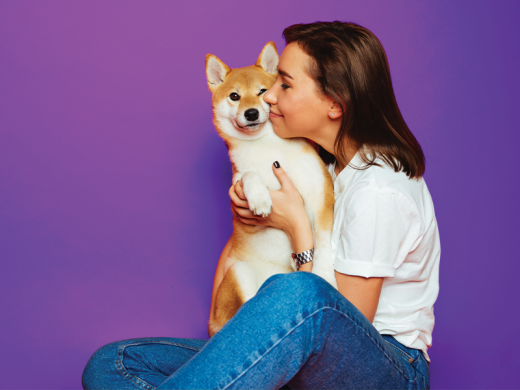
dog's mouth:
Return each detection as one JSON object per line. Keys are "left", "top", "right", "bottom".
{"left": 234, "top": 120, "right": 266, "bottom": 132}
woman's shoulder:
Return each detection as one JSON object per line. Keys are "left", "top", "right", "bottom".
{"left": 344, "top": 158, "right": 432, "bottom": 213}
{"left": 352, "top": 156, "right": 423, "bottom": 189}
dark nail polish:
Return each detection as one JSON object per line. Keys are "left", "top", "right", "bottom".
{"left": 273, "top": 161, "right": 280, "bottom": 168}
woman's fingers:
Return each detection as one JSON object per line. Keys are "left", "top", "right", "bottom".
{"left": 231, "top": 198, "right": 263, "bottom": 219}
{"left": 230, "top": 201, "right": 238, "bottom": 218}
{"left": 229, "top": 181, "right": 261, "bottom": 219}
{"left": 229, "top": 179, "right": 264, "bottom": 226}
{"left": 229, "top": 186, "right": 254, "bottom": 217}
{"left": 234, "top": 203, "right": 257, "bottom": 219}
{"left": 234, "top": 180, "right": 247, "bottom": 200}
{"left": 231, "top": 201, "right": 263, "bottom": 225}
{"left": 229, "top": 184, "right": 249, "bottom": 208}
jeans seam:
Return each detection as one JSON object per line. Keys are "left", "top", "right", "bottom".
{"left": 383, "top": 339, "right": 414, "bottom": 361}
{"left": 222, "top": 305, "right": 413, "bottom": 389}
{"left": 418, "top": 350, "right": 429, "bottom": 366}
{"left": 116, "top": 341, "right": 203, "bottom": 390}
{"left": 116, "top": 344, "right": 156, "bottom": 390}
{"left": 328, "top": 308, "right": 415, "bottom": 382}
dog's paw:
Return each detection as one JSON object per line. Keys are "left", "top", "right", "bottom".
{"left": 245, "top": 185, "right": 272, "bottom": 218}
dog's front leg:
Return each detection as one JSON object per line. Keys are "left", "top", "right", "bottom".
{"left": 239, "top": 171, "right": 272, "bottom": 218}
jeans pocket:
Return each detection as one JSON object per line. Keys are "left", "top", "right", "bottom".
{"left": 383, "top": 339, "right": 415, "bottom": 363}
{"left": 382, "top": 338, "right": 431, "bottom": 390}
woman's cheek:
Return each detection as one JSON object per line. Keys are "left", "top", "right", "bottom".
{"left": 284, "top": 112, "right": 301, "bottom": 136}
{"left": 278, "top": 103, "right": 293, "bottom": 133}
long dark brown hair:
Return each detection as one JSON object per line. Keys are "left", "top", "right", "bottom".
{"left": 283, "top": 21, "right": 425, "bottom": 178}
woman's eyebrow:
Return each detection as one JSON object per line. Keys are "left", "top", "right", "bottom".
{"left": 278, "top": 69, "right": 294, "bottom": 80}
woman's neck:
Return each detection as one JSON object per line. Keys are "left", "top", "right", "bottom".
{"left": 334, "top": 143, "right": 359, "bottom": 173}
{"left": 311, "top": 128, "right": 358, "bottom": 174}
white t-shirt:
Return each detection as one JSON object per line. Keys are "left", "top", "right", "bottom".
{"left": 326, "top": 151, "right": 440, "bottom": 363}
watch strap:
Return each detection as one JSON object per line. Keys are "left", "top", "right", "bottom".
{"left": 291, "top": 248, "right": 314, "bottom": 270}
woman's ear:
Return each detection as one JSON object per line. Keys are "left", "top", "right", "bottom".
{"left": 328, "top": 101, "right": 343, "bottom": 119}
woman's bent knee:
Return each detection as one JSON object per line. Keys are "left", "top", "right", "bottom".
{"left": 261, "top": 271, "right": 335, "bottom": 304}
{"left": 82, "top": 341, "right": 122, "bottom": 389}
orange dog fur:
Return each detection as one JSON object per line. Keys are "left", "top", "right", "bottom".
{"left": 205, "top": 42, "right": 337, "bottom": 337}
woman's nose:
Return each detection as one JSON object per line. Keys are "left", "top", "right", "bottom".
{"left": 263, "top": 87, "right": 276, "bottom": 105}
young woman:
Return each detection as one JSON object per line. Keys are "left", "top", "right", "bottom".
{"left": 82, "top": 21, "right": 439, "bottom": 390}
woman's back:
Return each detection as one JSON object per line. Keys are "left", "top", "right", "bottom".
{"left": 327, "top": 151, "right": 440, "bottom": 362}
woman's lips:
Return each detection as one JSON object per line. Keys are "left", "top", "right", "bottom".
{"left": 269, "top": 112, "right": 284, "bottom": 119}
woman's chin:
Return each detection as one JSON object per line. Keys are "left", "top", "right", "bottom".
{"left": 272, "top": 125, "right": 290, "bottom": 139}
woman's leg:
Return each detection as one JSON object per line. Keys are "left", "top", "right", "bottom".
{"left": 155, "top": 272, "right": 429, "bottom": 390}
{"left": 82, "top": 337, "right": 207, "bottom": 389}
{"left": 83, "top": 271, "right": 429, "bottom": 390}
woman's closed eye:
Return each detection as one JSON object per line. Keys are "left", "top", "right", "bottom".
{"left": 281, "top": 83, "right": 289, "bottom": 89}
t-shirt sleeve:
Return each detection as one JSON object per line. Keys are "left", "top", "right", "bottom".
{"left": 334, "top": 187, "right": 421, "bottom": 278}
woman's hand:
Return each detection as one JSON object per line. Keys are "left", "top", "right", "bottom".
{"left": 229, "top": 161, "right": 315, "bottom": 265}
{"left": 229, "top": 162, "right": 309, "bottom": 234}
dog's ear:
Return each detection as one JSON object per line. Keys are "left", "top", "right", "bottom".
{"left": 206, "top": 54, "right": 231, "bottom": 93}
{"left": 255, "top": 41, "right": 279, "bottom": 75}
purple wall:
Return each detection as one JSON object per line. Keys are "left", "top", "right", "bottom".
{"left": 1, "top": 1, "right": 518, "bottom": 388}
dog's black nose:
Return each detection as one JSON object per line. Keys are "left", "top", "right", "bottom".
{"left": 244, "top": 109, "right": 259, "bottom": 122}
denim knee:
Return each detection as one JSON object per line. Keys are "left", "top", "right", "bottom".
{"left": 82, "top": 341, "right": 121, "bottom": 389}
{"left": 261, "top": 271, "right": 334, "bottom": 305}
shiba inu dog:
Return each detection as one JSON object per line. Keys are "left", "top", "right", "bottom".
{"left": 206, "top": 41, "right": 337, "bottom": 337}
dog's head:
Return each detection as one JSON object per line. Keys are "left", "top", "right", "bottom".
{"left": 205, "top": 42, "right": 278, "bottom": 141}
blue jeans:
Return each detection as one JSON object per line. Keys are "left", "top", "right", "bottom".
{"left": 82, "top": 272, "right": 430, "bottom": 389}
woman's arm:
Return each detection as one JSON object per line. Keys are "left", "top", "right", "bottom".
{"left": 335, "top": 272, "right": 383, "bottom": 323}
{"left": 228, "top": 163, "right": 383, "bottom": 321}
{"left": 229, "top": 163, "right": 314, "bottom": 272}
{"left": 284, "top": 216, "right": 314, "bottom": 272}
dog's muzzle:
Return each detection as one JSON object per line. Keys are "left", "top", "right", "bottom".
{"left": 234, "top": 119, "right": 266, "bottom": 132}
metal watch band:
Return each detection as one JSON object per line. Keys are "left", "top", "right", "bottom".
{"left": 291, "top": 248, "right": 314, "bottom": 270}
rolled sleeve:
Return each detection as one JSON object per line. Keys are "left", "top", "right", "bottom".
{"left": 334, "top": 187, "right": 417, "bottom": 278}
{"left": 335, "top": 259, "right": 397, "bottom": 278}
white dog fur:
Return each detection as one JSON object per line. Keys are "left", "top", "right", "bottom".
{"left": 206, "top": 41, "right": 337, "bottom": 337}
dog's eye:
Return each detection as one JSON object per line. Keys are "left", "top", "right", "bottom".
{"left": 258, "top": 89, "right": 267, "bottom": 96}
{"left": 229, "top": 93, "right": 240, "bottom": 101}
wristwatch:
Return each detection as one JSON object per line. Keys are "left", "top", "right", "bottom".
{"left": 291, "top": 248, "right": 314, "bottom": 270}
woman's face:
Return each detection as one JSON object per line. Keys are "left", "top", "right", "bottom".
{"left": 263, "top": 42, "right": 335, "bottom": 143}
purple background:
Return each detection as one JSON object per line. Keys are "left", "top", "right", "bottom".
{"left": 1, "top": 1, "right": 518, "bottom": 388}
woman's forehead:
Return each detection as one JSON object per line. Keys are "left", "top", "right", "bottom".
{"left": 279, "top": 42, "right": 310, "bottom": 80}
